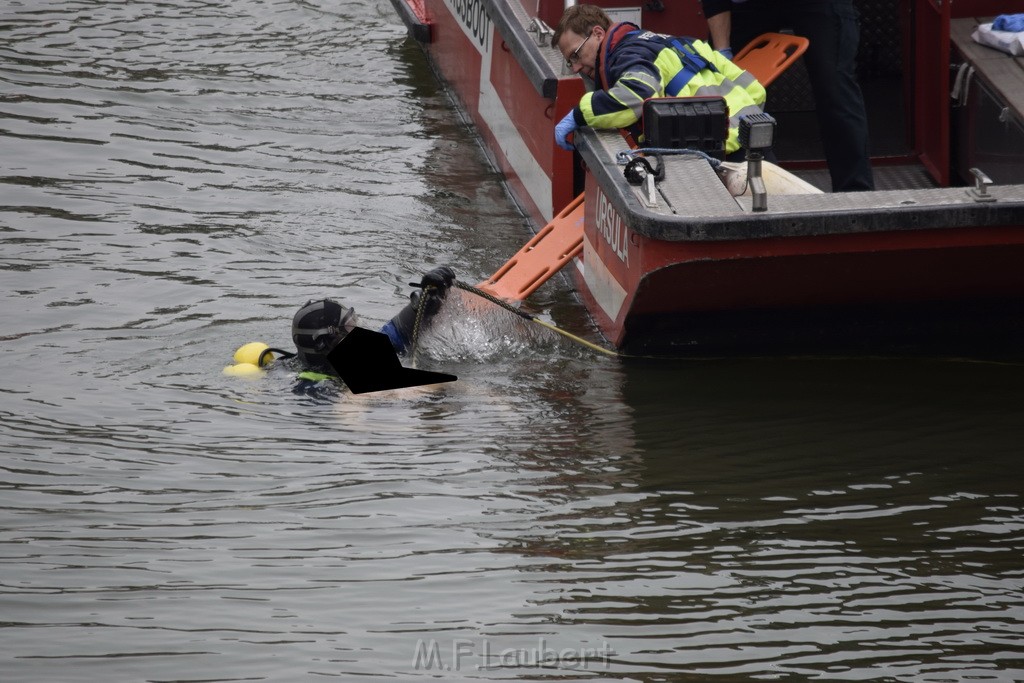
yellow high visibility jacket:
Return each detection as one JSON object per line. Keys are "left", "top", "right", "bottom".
{"left": 574, "top": 23, "right": 766, "bottom": 153}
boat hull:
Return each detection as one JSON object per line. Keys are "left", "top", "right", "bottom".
{"left": 390, "top": 0, "right": 583, "bottom": 227}
{"left": 573, "top": 143, "right": 1024, "bottom": 354}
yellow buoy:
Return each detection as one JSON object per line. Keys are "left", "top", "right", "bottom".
{"left": 233, "top": 341, "right": 274, "bottom": 367}
{"left": 223, "top": 362, "right": 264, "bottom": 377}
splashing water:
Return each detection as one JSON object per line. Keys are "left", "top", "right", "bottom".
{"left": 413, "top": 288, "right": 567, "bottom": 362}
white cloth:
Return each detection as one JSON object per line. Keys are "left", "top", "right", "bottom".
{"left": 972, "top": 22, "right": 1024, "bottom": 56}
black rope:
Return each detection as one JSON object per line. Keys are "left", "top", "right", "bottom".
{"left": 454, "top": 280, "right": 524, "bottom": 317}
{"left": 408, "top": 284, "right": 435, "bottom": 360}
{"left": 623, "top": 153, "right": 665, "bottom": 185}
{"left": 259, "top": 347, "right": 295, "bottom": 366}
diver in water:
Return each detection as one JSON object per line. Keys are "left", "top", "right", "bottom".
{"left": 227, "top": 263, "right": 606, "bottom": 391}
{"left": 287, "top": 266, "right": 458, "bottom": 394}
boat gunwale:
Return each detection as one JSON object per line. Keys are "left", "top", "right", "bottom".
{"left": 578, "top": 129, "right": 1024, "bottom": 242}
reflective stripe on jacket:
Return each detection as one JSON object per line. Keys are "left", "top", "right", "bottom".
{"left": 575, "top": 22, "right": 766, "bottom": 153}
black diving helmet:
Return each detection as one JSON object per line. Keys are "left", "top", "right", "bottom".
{"left": 291, "top": 298, "right": 358, "bottom": 366}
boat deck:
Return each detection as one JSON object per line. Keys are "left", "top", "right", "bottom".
{"left": 794, "top": 164, "right": 939, "bottom": 192}
{"left": 582, "top": 128, "right": 1024, "bottom": 241}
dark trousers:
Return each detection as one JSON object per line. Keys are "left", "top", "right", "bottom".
{"left": 730, "top": 0, "right": 874, "bottom": 191}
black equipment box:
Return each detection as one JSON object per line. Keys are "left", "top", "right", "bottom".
{"left": 642, "top": 96, "right": 729, "bottom": 156}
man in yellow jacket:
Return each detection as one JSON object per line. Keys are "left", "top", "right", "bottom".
{"left": 551, "top": 4, "right": 765, "bottom": 158}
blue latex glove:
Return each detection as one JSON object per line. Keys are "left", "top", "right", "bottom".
{"left": 993, "top": 14, "right": 1024, "bottom": 32}
{"left": 555, "top": 111, "right": 578, "bottom": 151}
{"left": 718, "top": 46, "right": 734, "bottom": 60}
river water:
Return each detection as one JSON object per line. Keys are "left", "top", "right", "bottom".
{"left": 2, "top": 1, "right": 1023, "bottom": 681}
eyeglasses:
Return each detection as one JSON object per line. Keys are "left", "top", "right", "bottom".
{"left": 565, "top": 31, "right": 592, "bottom": 69}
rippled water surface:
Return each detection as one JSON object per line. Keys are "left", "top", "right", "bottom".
{"left": 2, "top": 1, "right": 1023, "bottom": 681}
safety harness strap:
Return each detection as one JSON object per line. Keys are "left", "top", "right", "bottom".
{"left": 666, "top": 37, "right": 717, "bottom": 96}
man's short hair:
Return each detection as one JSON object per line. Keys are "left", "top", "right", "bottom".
{"left": 551, "top": 4, "right": 612, "bottom": 49}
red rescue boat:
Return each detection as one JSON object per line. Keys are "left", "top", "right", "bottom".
{"left": 389, "top": 0, "right": 1024, "bottom": 354}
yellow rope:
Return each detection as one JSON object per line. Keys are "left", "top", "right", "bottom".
{"left": 527, "top": 317, "right": 621, "bottom": 357}
{"left": 454, "top": 281, "right": 624, "bottom": 357}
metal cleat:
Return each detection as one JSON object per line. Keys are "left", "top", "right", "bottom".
{"left": 528, "top": 17, "right": 553, "bottom": 48}
{"left": 967, "top": 167, "right": 996, "bottom": 203}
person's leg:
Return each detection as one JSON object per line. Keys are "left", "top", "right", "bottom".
{"left": 787, "top": 0, "right": 874, "bottom": 191}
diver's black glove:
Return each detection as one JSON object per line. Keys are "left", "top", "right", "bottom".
{"left": 419, "top": 266, "right": 456, "bottom": 293}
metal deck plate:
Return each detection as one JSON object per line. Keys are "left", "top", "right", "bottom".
{"left": 591, "top": 131, "right": 742, "bottom": 219}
